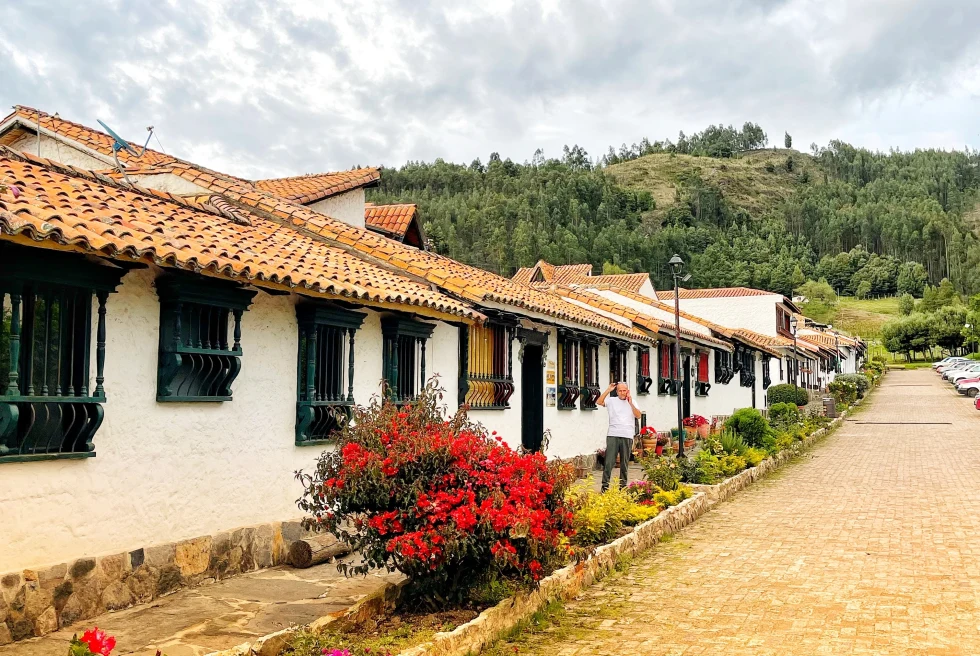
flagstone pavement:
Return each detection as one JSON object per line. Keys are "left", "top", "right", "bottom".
{"left": 496, "top": 368, "right": 980, "bottom": 655}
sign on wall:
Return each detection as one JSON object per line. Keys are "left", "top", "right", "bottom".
{"left": 546, "top": 370, "right": 556, "bottom": 385}
{"left": 546, "top": 387, "right": 556, "bottom": 406}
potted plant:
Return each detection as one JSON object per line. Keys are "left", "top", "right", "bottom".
{"left": 683, "top": 415, "right": 709, "bottom": 439}
{"left": 655, "top": 433, "right": 668, "bottom": 456}
{"left": 639, "top": 426, "right": 657, "bottom": 454}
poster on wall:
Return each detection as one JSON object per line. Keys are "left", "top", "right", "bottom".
{"left": 546, "top": 370, "right": 556, "bottom": 385}
{"left": 546, "top": 387, "right": 556, "bottom": 406}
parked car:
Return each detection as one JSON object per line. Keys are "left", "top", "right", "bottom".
{"left": 935, "top": 357, "right": 969, "bottom": 369}
{"left": 939, "top": 359, "right": 972, "bottom": 372}
{"left": 976, "top": 395, "right": 980, "bottom": 411}
{"left": 943, "top": 363, "right": 980, "bottom": 380}
{"left": 948, "top": 365, "right": 980, "bottom": 383}
{"left": 957, "top": 378, "right": 980, "bottom": 398}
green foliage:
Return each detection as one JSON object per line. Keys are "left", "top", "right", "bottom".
{"left": 899, "top": 293, "right": 915, "bottom": 315}
{"left": 828, "top": 379, "right": 858, "bottom": 406}
{"left": 726, "top": 408, "right": 775, "bottom": 449}
{"left": 719, "top": 430, "right": 748, "bottom": 457}
{"left": 568, "top": 482, "right": 660, "bottom": 547}
{"left": 897, "top": 261, "right": 928, "bottom": 297}
{"left": 855, "top": 280, "right": 872, "bottom": 300}
{"left": 784, "top": 132, "right": 793, "bottom": 149}
{"left": 743, "top": 448, "right": 767, "bottom": 467}
{"left": 652, "top": 485, "right": 692, "bottom": 507}
{"left": 719, "top": 454, "right": 748, "bottom": 478}
{"left": 766, "top": 384, "right": 809, "bottom": 406}
{"left": 768, "top": 402, "right": 801, "bottom": 429}
{"left": 639, "top": 455, "right": 680, "bottom": 491}
{"left": 835, "top": 373, "right": 870, "bottom": 398}
{"left": 932, "top": 306, "right": 968, "bottom": 353}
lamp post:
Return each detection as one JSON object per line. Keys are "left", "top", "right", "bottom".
{"left": 668, "top": 254, "right": 690, "bottom": 458}
{"left": 790, "top": 315, "right": 799, "bottom": 389}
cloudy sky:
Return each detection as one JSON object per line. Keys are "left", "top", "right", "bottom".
{"left": 2, "top": 0, "right": 978, "bottom": 179}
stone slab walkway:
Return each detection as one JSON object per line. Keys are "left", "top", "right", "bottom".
{"left": 494, "top": 369, "right": 980, "bottom": 655}
{"left": 0, "top": 554, "right": 399, "bottom": 656}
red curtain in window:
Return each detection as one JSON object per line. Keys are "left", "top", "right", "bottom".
{"left": 640, "top": 350, "right": 650, "bottom": 377}
{"left": 697, "top": 352, "right": 709, "bottom": 382}
{"left": 660, "top": 346, "right": 670, "bottom": 377}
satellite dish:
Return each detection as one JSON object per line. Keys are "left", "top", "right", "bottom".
{"left": 96, "top": 119, "right": 155, "bottom": 184}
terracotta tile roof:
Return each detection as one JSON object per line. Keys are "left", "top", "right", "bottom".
{"left": 147, "top": 163, "right": 651, "bottom": 340}
{"left": 1, "top": 106, "right": 175, "bottom": 167}
{"left": 364, "top": 203, "right": 417, "bottom": 238}
{"left": 512, "top": 261, "right": 650, "bottom": 294}
{"left": 548, "top": 286, "right": 731, "bottom": 350}
{"left": 0, "top": 148, "right": 481, "bottom": 323}
{"left": 254, "top": 169, "right": 380, "bottom": 204}
{"left": 728, "top": 330, "right": 790, "bottom": 359}
{"left": 659, "top": 286, "right": 780, "bottom": 300}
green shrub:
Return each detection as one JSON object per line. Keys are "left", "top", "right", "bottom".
{"left": 719, "top": 430, "right": 748, "bottom": 457}
{"left": 828, "top": 379, "right": 857, "bottom": 406}
{"left": 836, "top": 373, "right": 870, "bottom": 398}
{"left": 678, "top": 451, "right": 720, "bottom": 484}
{"left": 640, "top": 455, "right": 680, "bottom": 491}
{"left": 767, "top": 384, "right": 809, "bottom": 406}
{"left": 774, "top": 433, "right": 796, "bottom": 452}
{"left": 726, "top": 408, "right": 775, "bottom": 449}
{"left": 568, "top": 482, "right": 635, "bottom": 546}
{"left": 653, "top": 485, "right": 692, "bottom": 507}
{"left": 719, "top": 454, "right": 748, "bottom": 477}
{"left": 744, "top": 447, "right": 766, "bottom": 467}
{"left": 768, "top": 402, "right": 800, "bottom": 430}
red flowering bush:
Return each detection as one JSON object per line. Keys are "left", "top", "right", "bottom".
{"left": 296, "top": 382, "right": 575, "bottom": 607}
{"left": 69, "top": 628, "right": 116, "bottom": 656}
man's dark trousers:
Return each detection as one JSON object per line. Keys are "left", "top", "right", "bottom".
{"left": 601, "top": 434, "right": 632, "bottom": 491}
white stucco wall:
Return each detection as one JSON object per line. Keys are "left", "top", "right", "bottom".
{"left": 676, "top": 295, "right": 784, "bottom": 337}
{"left": 306, "top": 189, "right": 366, "bottom": 228}
{"left": 0, "top": 267, "right": 462, "bottom": 572}
{"left": 6, "top": 131, "right": 109, "bottom": 170}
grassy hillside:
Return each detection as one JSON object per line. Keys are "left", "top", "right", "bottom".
{"left": 606, "top": 149, "right": 813, "bottom": 217}
{"left": 800, "top": 296, "right": 901, "bottom": 341}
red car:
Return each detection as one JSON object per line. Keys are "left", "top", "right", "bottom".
{"left": 976, "top": 395, "right": 980, "bottom": 411}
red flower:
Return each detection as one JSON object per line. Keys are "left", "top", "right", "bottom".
{"left": 80, "top": 627, "right": 116, "bottom": 656}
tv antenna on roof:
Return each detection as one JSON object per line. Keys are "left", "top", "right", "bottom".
{"left": 97, "top": 119, "right": 155, "bottom": 185}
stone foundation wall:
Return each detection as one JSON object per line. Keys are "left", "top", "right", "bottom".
{"left": 0, "top": 519, "right": 313, "bottom": 645}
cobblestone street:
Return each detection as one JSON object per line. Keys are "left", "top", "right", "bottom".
{"left": 494, "top": 369, "right": 980, "bottom": 655}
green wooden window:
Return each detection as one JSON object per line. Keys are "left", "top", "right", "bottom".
{"left": 714, "top": 349, "right": 734, "bottom": 385}
{"left": 1, "top": 245, "right": 125, "bottom": 463}
{"left": 459, "top": 318, "right": 516, "bottom": 410}
{"left": 295, "top": 304, "right": 366, "bottom": 445}
{"left": 736, "top": 345, "right": 756, "bottom": 388}
{"left": 579, "top": 337, "right": 600, "bottom": 410}
{"left": 156, "top": 274, "right": 256, "bottom": 402}
{"left": 381, "top": 316, "right": 435, "bottom": 404}
{"left": 556, "top": 329, "right": 580, "bottom": 410}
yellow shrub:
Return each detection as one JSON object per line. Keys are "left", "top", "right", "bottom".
{"left": 744, "top": 448, "right": 766, "bottom": 467}
{"left": 569, "top": 479, "right": 669, "bottom": 546}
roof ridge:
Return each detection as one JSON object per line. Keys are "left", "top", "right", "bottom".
{"left": 254, "top": 167, "right": 380, "bottom": 183}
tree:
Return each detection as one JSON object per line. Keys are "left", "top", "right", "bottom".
{"left": 897, "top": 261, "right": 928, "bottom": 297}
{"left": 784, "top": 132, "right": 792, "bottom": 149}
{"left": 601, "top": 261, "right": 629, "bottom": 275}
{"left": 932, "top": 306, "right": 968, "bottom": 354}
{"left": 899, "top": 293, "right": 915, "bottom": 316}
{"left": 791, "top": 265, "right": 806, "bottom": 289}
{"left": 855, "top": 280, "right": 872, "bottom": 299}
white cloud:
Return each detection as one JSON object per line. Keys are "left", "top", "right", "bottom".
{"left": 1, "top": 0, "right": 977, "bottom": 179}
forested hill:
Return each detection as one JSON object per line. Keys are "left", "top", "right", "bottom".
{"left": 368, "top": 125, "right": 980, "bottom": 297}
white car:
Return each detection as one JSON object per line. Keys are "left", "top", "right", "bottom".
{"left": 949, "top": 367, "right": 980, "bottom": 384}
{"left": 938, "top": 360, "right": 972, "bottom": 374}
{"left": 935, "top": 357, "right": 969, "bottom": 369}
{"left": 943, "top": 363, "right": 980, "bottom": 380}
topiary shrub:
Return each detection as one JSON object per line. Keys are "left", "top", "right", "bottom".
{"left": 836, "top": 373, "right": 870, "bottom": 398}
{"left": 726, "top": 407, "right": 776, "bottom": 450}
{"left": 767, "top": 383, "right": 809, "bottom": 407}
{"left": 296, "top": 382, "right": 575, "bottom": 607}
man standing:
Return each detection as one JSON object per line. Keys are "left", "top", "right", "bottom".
{"left": 597, "top": 381, "right": 642, "bottom": 491}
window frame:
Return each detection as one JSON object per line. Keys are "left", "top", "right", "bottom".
{"left": 579, "top": 336, "right": 601, "bottom": 410}
{"left": 694, "top": 351, "right": 711, "bottom": 396}
{"left": 156, "top": 274, "right": 257, "bottom": 403}
{"left": 636, "top": 346, "right": 653, "bottom": 395}
{"left": 295, "top": 303, "right": 366, "bottom": 445}
{"left": 657, "top": 341, "right": 679, "bottom": 396}
{"left": 381, "top": 315, "right": 435, "bottom": 404}
{"left": 557, "top": 329, "right": 581, "bottom": 410}
{"left": 1, "top": 245, "right": 125, "bottom": 463}
{"left": 459, "top": 314, "right": 517, "bottom": 410}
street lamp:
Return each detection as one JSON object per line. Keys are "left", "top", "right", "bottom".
{"left": 669, "top": 254, "right": 691, "bottom": 458}
{"left": 789, "top": 315, "right": 799, "bottom": 389}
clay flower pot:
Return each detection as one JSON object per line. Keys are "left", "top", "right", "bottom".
{"left": 697, "top": 424, "right": 710, "bottom": 439}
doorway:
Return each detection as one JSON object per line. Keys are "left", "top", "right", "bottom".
{"left": 521, "top": 343, "right": 545, "bottom": 452}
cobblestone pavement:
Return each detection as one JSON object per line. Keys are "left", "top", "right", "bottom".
{"left": 497, "top": 369, "right": 980, "bottom": 655}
